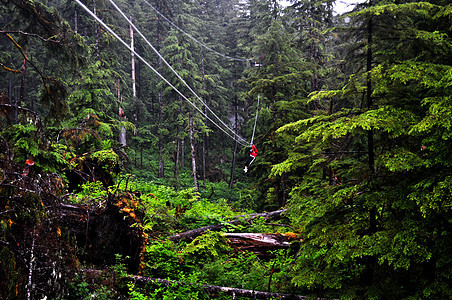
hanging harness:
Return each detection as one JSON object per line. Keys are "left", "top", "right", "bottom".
{"left": 244, "top": 96, "right": 260, "bottom": 172}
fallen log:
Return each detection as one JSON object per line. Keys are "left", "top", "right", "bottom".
{"left": 168, "top": 209, "right": 287, "bottom": 242}
{"left": 127, "top": 275, "right": 323, "bottom": 300}
{"left": 223, "top": 233, "right": 299, "bottom": 258}
{"left": 225, "top": 233, "right": 294, "bottom": 247}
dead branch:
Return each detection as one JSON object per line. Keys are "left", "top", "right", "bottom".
{"left": 0, "top": 30, "right": 62, "bottom": 43}
{"left": 223, "top": 233, "right": 295, "bottom": 248}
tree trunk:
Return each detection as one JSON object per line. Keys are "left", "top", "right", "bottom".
{"left": 366, "top": 11, "right": 374, "bottom": 172}
{"left": 130, "top": 16, "right": 138, "bottom": 131}
{"left": 93, "top": 0, "right": 99, "bottom": 59}
{"left": 181, "top": 139, "right": 185, "bottom": 167}
{"left": 140, "top": 145, "right": 143, "bottom": 169}
{"left": 8, "top": 73, "right": 12, "bottom": 102}
{"left": 223, "top": 232, "right": 295, "bottom": 249}
{"left": 201, "top": 53, "right": 207, "bottom": 186}
{"left": 180, "top": 94, "right": 185, "bottom": 168}
{"left": 74, "top": 7, "right": 78, "bottom": 33}
{"left": 189, "top": 112, "right": 199, "bottom": 193}
{"left": 174, "top": 137, "right": 180, "bottom": 182}
{"left": 157, "top": 14, "right": 164, "bottom": 178}
{"left": 280, "top": 172, "right": 287, "bottom": 207}
{"left": 229, "top": 140, "right": 238, "bottom": 189}
{"left": 229, "top": 99, "right": 239, "bottom": 189}
{"left": 118, "top": 79, "right": 126, "bottom": 146}
{"left": 174, "top": 98, "right": 181, "bottom": 183}
{"left": 202, "top": 129, "right": 207, "bottom": 186}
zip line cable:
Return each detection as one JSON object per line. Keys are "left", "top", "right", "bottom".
{"left": 106, "top": 0, "right": 248, "bottom": 146}
{"left": 74, "top": 0, "right": 249, "bottom": 147}
{"left": 141, "top": 0, "right": 253, "bottom": 62}
{"left": 250, "top": 95, "right": 260, "bottom": 146}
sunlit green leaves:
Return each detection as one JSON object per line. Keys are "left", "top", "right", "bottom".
{"left": 410, "top": 176, "right": 452, "bottom": 217}
{"left": 379, "top": 147, "right": 424, "bottom": 172}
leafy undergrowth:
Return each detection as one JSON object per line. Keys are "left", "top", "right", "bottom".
{"left": 64, "top": 177, "right": 299, "bottom": 299}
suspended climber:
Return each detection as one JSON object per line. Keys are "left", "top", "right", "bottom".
{"left": 244, "top": 144, "right": 258, "bottom": 173}
{"left": 244, "top": 94, "right": 260, "bottom": 173}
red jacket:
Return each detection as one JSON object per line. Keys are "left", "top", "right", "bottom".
{"left": 249, "top": 144, "right": 258, "bottom": 158}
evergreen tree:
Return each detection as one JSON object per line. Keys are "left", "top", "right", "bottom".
{"left": 275, "top": 0, "right": 452, "bottom": 297}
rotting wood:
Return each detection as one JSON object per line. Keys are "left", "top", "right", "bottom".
{"left": 224, "top": 233, "right": 295, "bottom": 247}
{"left": 127, "top": 275, "right": 324, "bottom": 300}
{"left": 223, "top": 233, "right": 299, "bottom": 257}
{"left": 59, "top": 200, "right": 144, "bottom": 273}
{"left": 168, "top": 209, "right": 287, "bottom": 242}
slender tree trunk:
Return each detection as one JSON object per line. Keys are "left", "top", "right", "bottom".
{"left": 280, "top": 172, "right": 287, "bottom": 207}
{"left": 137, "top": 53, "right": 141, "bottom": 98}
{"left": 118, "top": 79, "right": 126, "bottom": 146}
{"left": 16, "top": 59, "right": 26, "bottom": 122}
{"left": 366, "top": 3, "right": 377, "bottom": 237}
{"left": 229, "top": 140, "right": 238, "bottom": 189}
{"left": 201, "top": 54, "right": 207, "bottom": 186}
{"left": 93, "top": 0, "right": 99, "bottom": 59}
{"left": 8, "top": 74, "right": 12, "bottom": 104}
{"left": 189, "top": 112, "right": 199, "bottom": 193}
{"left": 366, "top": 13, "right": 374, "bottom": 172}
{"left": 140, "top": 145, "right": 143, "bottom": 169}
{"left": 74, "top": 8, "right": 78, "bottom": 33}
{"left": 181, "top": 139, "right": 185, "bottom": 168}
{"left": 26, "top": 228, "right": 36, "bottom": 300}
{"left": 157, "top": 12, "right": 164, "bottom": 178}
{"left": 229, "top": 100, "right": 239, "bottom": 189}
{"left": 20, "top": 58, "right": 25, "bottom": 105}
{"left": 202, "top": 108, "right": 207, "bottom": 186}
{"left": 174, "top": 96, "right": 181, "bottom": 182}
{"left": 175, "top": 137, "right": 180, "bottom": 182}
{"left": 130, "top": 16, "right": 138, "bottom": 131}
{"left": 180, "top": 94, "right": 185, "bottom": 168}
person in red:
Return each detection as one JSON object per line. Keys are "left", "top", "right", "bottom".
{"left": 244, "top": 144, "right": 258, "bottom": 173}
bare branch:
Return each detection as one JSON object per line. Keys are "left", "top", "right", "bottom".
{"left": 0, "top": 30, "right": 62, "bottom": 43}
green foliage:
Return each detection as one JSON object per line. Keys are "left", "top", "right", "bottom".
{"left": 409, "top": 175, "right": 452, "bottom": 218}
{"left": 184, "top": 198, "right": 237, "bottom": 219}
{"left": 69, "top": 181, "right": 107, "bottom": 203}
{"left": 141, "top": 240, "right": 185, "bottom": 279}
{"left": 91, "top": 149, "right": 120, "bottom": 173}
{"left": 68, "top": 274, "right": 116, "bottom": 300}
{"left": 182, "top": 231, "right": 231, "bottom": 263}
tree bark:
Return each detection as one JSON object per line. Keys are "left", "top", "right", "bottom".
{"left": 366, "top": 9, "right": 374, "bottom": 172}
{"left": 74, "top": 7, "right": 78, "bottom": 33}
{"left": 130, "top": 16, "right": 138, "bottom": 130}
{"left": 201, "top": 53, "right": 207, "bottom": 186}
{"left": 229, "top": 99, "right": 239, "bottom": 189}
{"left": 118, "top": 79, "right": 126, "bottom": 146}
{"left": 223, "top": 233, "right": 297, "bottom": 254}
{"left": 157, "top": 14, "right": 164, "bottom": 178}
{"left": 189, "top": 112, "right": 199, "bottom": 193}
{"left": 93, "top": 0, "right": 99, "bottom": 59}
{"left": 175, "top": 137, "right": 180, "bottom": 181}
{"left": 181, "top": 139, "right": 185, "bottom": 167}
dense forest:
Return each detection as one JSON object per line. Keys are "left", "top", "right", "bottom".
{"left": 0, "top": 0, "right": 451, "bottom": 299}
